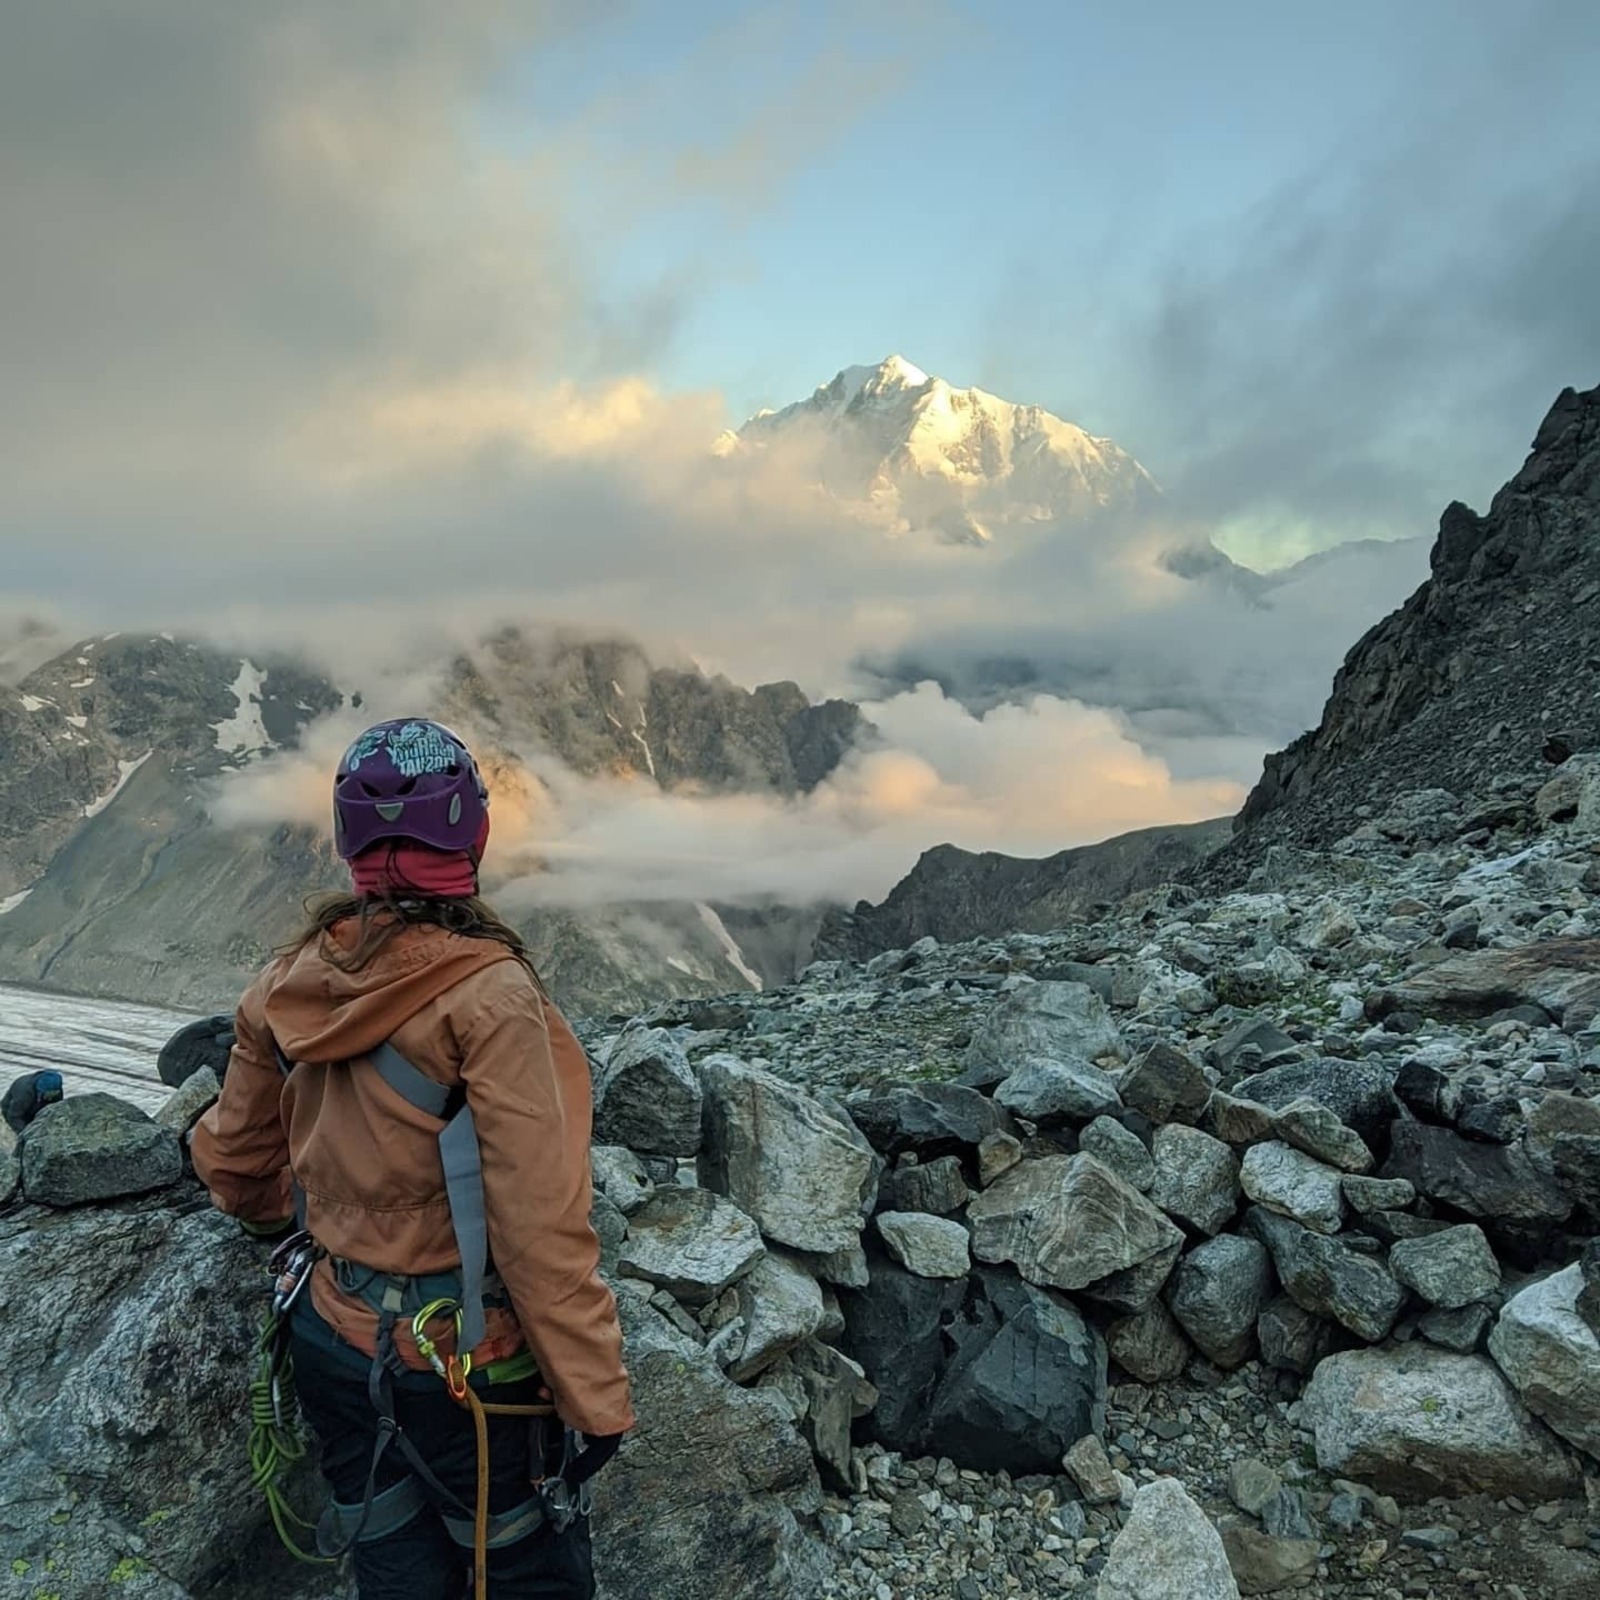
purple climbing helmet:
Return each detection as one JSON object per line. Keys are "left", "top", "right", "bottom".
{"left": 332, "top": 718, "right": 490, "bottom": 862}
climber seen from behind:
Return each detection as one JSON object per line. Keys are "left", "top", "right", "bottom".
{"left": 192, "top": 717, "right": 632, "bottom": 1600}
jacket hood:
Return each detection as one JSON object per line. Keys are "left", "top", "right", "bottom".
{"left": 262, "top": 919, "right": 516, "bottom": 1064}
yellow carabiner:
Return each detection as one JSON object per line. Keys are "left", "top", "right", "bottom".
{"left": 412, "top": 1298, "right": 466, "bottom": 1383}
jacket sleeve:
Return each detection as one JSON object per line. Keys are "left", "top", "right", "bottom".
{"left": 457, "top": 982, "right": 634, "bottom": 1438}
{"left": 190, "top": 971, "right": 295, "bottom": 1228}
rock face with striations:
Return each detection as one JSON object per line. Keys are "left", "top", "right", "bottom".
{"left": 1212, "top": 382, "right": 1600, "bottom": 872}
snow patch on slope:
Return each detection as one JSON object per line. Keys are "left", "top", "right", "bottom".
{"left": 83, "top": 752, "right": 153, "bottom": 820}
{"left": 696, "top": 903, "right": 763, "bottom": 991}
{"left": 215, "top": 662, "right": 271, "bottom": 760}
{"left": 0, "top": 889, "right": 33, "bottom": 918}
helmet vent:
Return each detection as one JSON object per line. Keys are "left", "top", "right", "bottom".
{"left": 448, "top": 794, "right": 462, "bottom": 826}
{"left": 375, "top": 802, "right": 406, "bottom": 822}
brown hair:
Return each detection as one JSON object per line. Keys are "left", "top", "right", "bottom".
{"left": 288, "top": 892, "right": 550, "bottom": 998}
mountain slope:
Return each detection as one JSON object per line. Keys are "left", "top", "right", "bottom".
{"left": 0, "top": 631, "right": 868, "bottom": 1015}
{"left": 1207, "top": 381, "right": 1600, "bottom": 876}
{"left": 812, "top": 817, "right": 1232, "bottom": 961}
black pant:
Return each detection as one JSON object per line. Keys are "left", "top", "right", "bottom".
{"left": 289, "top": 1308, "right": 594, "bottom": 1600}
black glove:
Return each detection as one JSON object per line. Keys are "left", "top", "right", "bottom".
{"left": 566, "top": 1431, "right": 623, "bottom": 1487}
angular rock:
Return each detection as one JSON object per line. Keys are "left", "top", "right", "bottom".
{"left": 875, "top": 1211, "right": 971, "bottom": 1279}
{"left": 155, "top": 1067, "right": 221, "bottom": 1136}
{"left": 1213, "top": 1016, "right": 1300, "bottom": 1079}
{"left": 963, "top": 981, "right": 1128, "bottom": 1089}
{"left": 729, "top": 1251, "right": 826, "bottom": 1381}
{"left": 849, "top": 1082, "right": 1016, "bottom": 1160}
{"left": 1394, "top": 1059, "right": 1457, "bottom": 1125}
{"left": 1168, "top": 1235, "right": 1273, "bottom": 1369}
{"left": 1226, "top": 1458, "right": 1282, "bottom": 1517}
{"left": 1097, "top": 1476, "right": 1242, "bottom": 1600}
{"left": 699, "top": 1056, "right": 875, "bottom": 1254}
{"left": 1373, "top": 937, "right": 1600, "bottom": 1028}
{"left": 616, "top": 1186, "right": 765, "bottom": 1305}
{"left": 1106, "top": 1301, "right": 1192, "bottom": 1383}
{"left": 1389, "top": 1224, "right": 1501, "bottom": 1309}
{"left": 21, "top": 1094, "right": 182, "bottom": 1207}
{"left": 1202, "top": 1091, "right": 1280, "bottom": 1149}
{"left": 1240, "top": 1142, "right": 1345, "bottom": 1234}
{"left": 1119, "top": 1042, "right": 1212, "bottom": 1125}
{"left": 1302, "top": 1345, "right": 1578, "bottom": 1499}
{"left": 1065, "top": 1434, "right": 1122, "bottom": 1505}
{"left": 1232, "top": 1059, "right": 1397, "bottom": 1147}
{"left": 1081, "top": 1236, "right": 1183, "bottom": 1316}
{"left": 1580, "top": 1239, "right": 1600, "bottom": 1336}
{"left": 995, "top": 1055, "right": 1121, "bottom": 1124}
{"left": 1221, "top": 1526, "right": 1320, "bottom": 1596}
{"left": 1419, "top": 1302, "right": 1493, "bottom": 1353}
{"left": 795, "top": 1241, "right": 870, "bottom": 1289}
{"left": 592, "top": 1144, "right": 656, "bottom": 1215}
{"left": 1342, "top": 1174, "right": 1416, "bottom": 1213}
{"left": 591, "top": 1190, "right": 628, "bottom": 1274}
{"left": 1489, "top": 1264, "right": 1600, "bottom": 1460}
{"left": 1149, "top": 1124, "right": 1240, "bottom": 1237}
{"left": 1249, "top": 1209, "right": 1404, "bottom": 1343}
{"left": 836, "top": 1257, "right": 967, "bottom": 1454}
{"left": 1274, "top": 1098, "right": 1374, "bottom": 1174}
{"left": 595, "top": 1027, "right": 703, "bottom": 1157}
{"left": 0, "top": 1146, "right": 16, "bottom": 1206}
{"left": 977, "top": 1129, "right": 1024, "bottom": 1186}
{"left": 783, "top": 1338, "right": 878, "bottom": 1491}
{"left": 155, "top": 1012, "right": 235, "bottom": 1088}
{"left": 1080, "top": 1115, "right": 1156, "bottom": 1192}
{"left": 1257, "top": 1296, "right": 1338, "bottom": 1377}
{"left": 922, "top": 1270, "right": 1107, "bottom": 1475}
{"left": 879, "top": 1153, "right": 970, "bottom": 1216}
{"left": 1382, "top": 1119, "right": 1572, "bottom": 1249}
{"left": 968, "top": 1153, "right": 1184, "bottom": 1296}
{"left": 594, "top": 1293, "right": 829, "bottom": 1600}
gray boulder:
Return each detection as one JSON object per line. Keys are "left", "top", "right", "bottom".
{"left": 1118, "top": 1042, "right": 1212, "bottom": 1126}
{"left": 779, "top": 1338, "right": 878, "bottom": 1491}
{"left": 1301, "top": 1345, "right": 1578, "bottom": 1499}
{"left": 616, "top": 1186, "right": 765, "bottom": 1305}
{"left": 1389, "top": 1224, "right": 1501, "bottom": 1309}
{"left": 1257, "top": 1297, "right": 1338, "bottom": 1376}
{"left": 1232, "top": 1059, "right": 1397, "bottom": 1146}
{"left": 21, "top": 1094, "right": 182, "bottom": 1207}
{"left": 921, "top": 1269, "right": 1107, "bottom": 1476}
{"left": 0, "top": 1145, "right": 16, "bottom": 1207}
{"left": 1149, "top": 1125, "right": 1240, "bottom": 1236}
{"left": 595, "top": 1027, "right": 703, "bottom": 1157}
{"left": 729, "top": 1251, "right": 826, "bottom": 1382}
{"left": 155, "top": 1068, "right": 222, "bottom": 1136}
{"left": 1342, "top": 1174, "right": 1416, "bottom": 1213}
{"left": 591, "top": 1144, "right": 656, "bottom": 1216}
{"left": 878, "top": 1154, "right": 970, "bottom": 1216}
{"left": 1273, "top": 1098, "right": 1374, "bottom": 1174}
{"left": 847, "top": 1083, "right": 1015, "bottom": 1160}
{"left": 1420, "top": 1302, "right": 1494, "bottom": 1353}
{"left": 1220, "top": 1526, "right": 1319, "bottom": 1596}
{"left": 1097, "top": 1476, "right": 1242, "bottom": 1600}
{"left": 1106, "top": 1301, "right": 1192, "bottom": 1382}
{"left": 1080, "top": 1116, "right": 1156, "bottom": 1192}
{"left": 875, "top": 1211, "right": 971, "bottom": 1279}
{"left": 699, "top": 1056, "right": 875, "bottom": 1254}
{"left": 968, "top": 1154, "right": 1184, "bottom": 1299}
{"left": 994, "top": 1055, "right": 1122, "bottom": 1124}
{"left": 1167, "top": 1235, "right": 1273, "bottom": 1369}
{"left": 1239, "top": 1142, "right": 1344, "bottom": 1235}
{"left": 1489, "top": 1264, "right": 1600, "bottom": 1461}
{"left": 964, "top": 982, "right": 1127, "bottom": 1087}
{"left": 594, "top": 1292, "right": 830, "bottom": 1600}
{"left": 1249, "top": 1208, "right": 1404, "bottom": 1343}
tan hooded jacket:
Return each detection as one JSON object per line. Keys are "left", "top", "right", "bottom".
{"left": 191, "top": 919, "right": 634, "bottom": 1439}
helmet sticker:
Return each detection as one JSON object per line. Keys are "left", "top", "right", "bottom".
{"left": 344, "top": 721, "right": 462, "bottom": 779}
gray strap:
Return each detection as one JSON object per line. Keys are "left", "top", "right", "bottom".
{"left": 441, "top": 1494, "right": 548, "bottom": 1552}
{"left": 439, "top": 1105, "right": 489, "bottom": 1352}
{"left": 370, "top": 1041, "right": 453, "bottom": 1118}
{"left": 318, "top": 1475, "right": 428, "bottom": 1550}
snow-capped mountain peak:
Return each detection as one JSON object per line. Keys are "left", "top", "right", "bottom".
{"left": 724, "top": 357, "right": 1158, "bottom": 545}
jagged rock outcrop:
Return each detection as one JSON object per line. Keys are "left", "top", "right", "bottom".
{"left": 814, "top": 821, "right": 1230, "bottom": 962}
{"left": 1211, "top": 383, "right": 1600, "bottom": 875}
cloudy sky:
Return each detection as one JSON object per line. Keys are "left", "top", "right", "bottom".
{"left": 3, "top": 0, "right": 1597, "bottom": 899}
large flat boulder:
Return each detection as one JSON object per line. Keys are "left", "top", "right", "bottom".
{"left": 962, "top": 981, "right": 1128, "bottom": 1088}
{"left": 21, "top": 1093, "right": 182, "bottom": 1207}
{"left": 1371, "top": 937, "right": 1600, "bottom": 1027}
{"left": 1301, "top": 1345, "right": 1578, "bottom": 1500}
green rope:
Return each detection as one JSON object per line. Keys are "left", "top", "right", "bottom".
{"left": 247, "top": 1314, "right": 333, "bottom": 1566}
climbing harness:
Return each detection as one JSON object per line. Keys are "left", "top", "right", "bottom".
{"left": 255, "top": 1036, "right": 583, "bottom": 1600}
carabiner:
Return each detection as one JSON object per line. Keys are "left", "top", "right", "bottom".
{"left": 411, "top": 1298, "right": 472, "bottom": 1386}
